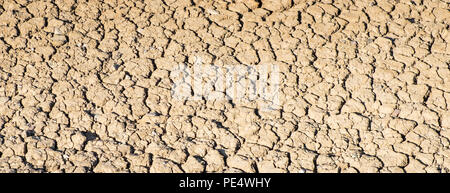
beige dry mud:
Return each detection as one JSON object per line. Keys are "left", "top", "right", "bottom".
{"left": 0, "top": 0, "right": 449, "bottom": 173}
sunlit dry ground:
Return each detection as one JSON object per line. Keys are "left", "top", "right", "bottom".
{"left": 0, "top": 0, "right": 449, "bottom": 173}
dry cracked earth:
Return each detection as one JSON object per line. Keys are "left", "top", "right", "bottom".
{"left": 0, "top": 0, "right": 449, "bottom": 173}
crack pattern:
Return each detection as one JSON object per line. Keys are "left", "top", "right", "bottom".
{"left": 0, "top": 0, "right": 449, "bottom": 173}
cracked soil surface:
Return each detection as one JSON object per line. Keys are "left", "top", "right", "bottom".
{"left": 0, "top": 0, "right": 449, "bottom": 173}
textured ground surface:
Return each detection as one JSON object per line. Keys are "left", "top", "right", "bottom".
{"left": 0, "top": 0, "right": 449, "bottom": 173}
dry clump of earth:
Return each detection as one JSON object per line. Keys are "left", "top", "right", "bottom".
{"left": 0, "top": 0, "right": 449, "bottom": 173}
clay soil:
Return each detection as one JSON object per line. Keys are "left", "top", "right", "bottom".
{"left": 0, "top": 0, "right": 449, "bottom": 173}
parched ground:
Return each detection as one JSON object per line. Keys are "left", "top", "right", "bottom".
{"left": 0, "top": 0, "right": 449, "bottom": 173}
